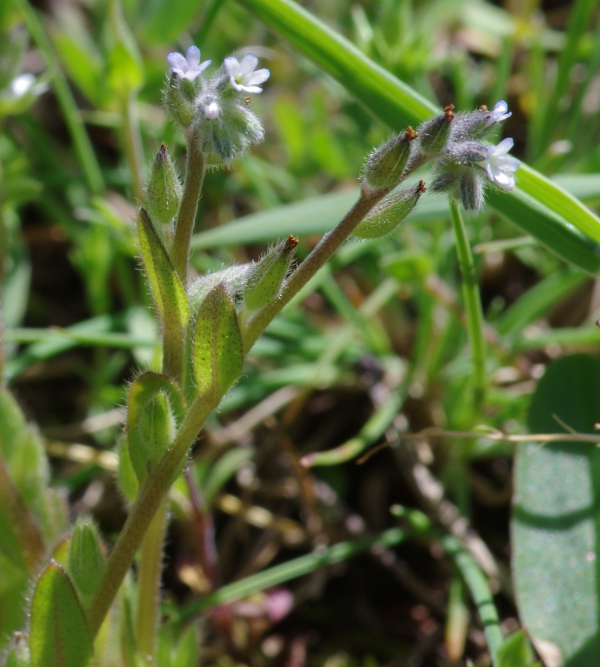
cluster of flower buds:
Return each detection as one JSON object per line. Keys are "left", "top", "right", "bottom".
{"left": 425, "top": 101, "right": 520, "bottom": 211}
{"left": 165, "top": 45, "right": 270, "bottom": 165}
{"left": 362, "top": 100, "right": 519, "bottom": 215}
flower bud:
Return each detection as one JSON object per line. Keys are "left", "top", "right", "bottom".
{"left": 362, "top": 127, "right": 418, "bottom": 190}
{"left": 188, "top": 263, "right": 254, "bottom": 313}
{"left": 68, "top": 518, "right": 106, "bottom": 598}
{"left": 353, "top": 181, "right": 427, "bottom": 239}
{"left": 127, "top": 373, "right": 184, "bottom": 486}
{"left": 451, "top": 101, "right": 512, "bottom": 142}
{"left": 195, "top": 99, "right": 265, "bottom": 165}
{"left": 431, "top": 168, "right": 486, "bottom": 212}
{"left": 145, "top": 143, "right": 182, "bottom": 226}
{"left": 418, "top": 105, "right": 455, "bottom": 156}
{"left": 165, "top": 73, "right": 195, "bottom": 128}
{"left": 244, "top": 235, "right": 298, "bottom": 310}
{"left": 459, "top": 171, "right": 484, "bottom": 211}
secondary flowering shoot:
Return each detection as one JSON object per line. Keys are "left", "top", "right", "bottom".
{"left": 165, "top": 45, "right": 270, "bottom": 164}
{"left": 425, "top": 100, "right": 520, "bottom": 210}
{"left": 224, "top": 54, "right": 270, "bottom": 94}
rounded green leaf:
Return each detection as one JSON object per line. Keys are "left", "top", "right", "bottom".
{"left": 30, "top": 561, "right": 94, "bottom": 667}
{"left": 513, "top": 354, "right": 600, "bottom": 665}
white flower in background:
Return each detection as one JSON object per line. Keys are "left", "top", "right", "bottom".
{"left": 485, "top": 100, "right": 512, "bottom": 127}
{"left": 9, "top": 73, "right": 48, "bottom": 99}
{"left": 479, "top": 138, "right": 520, "bottom": 191}
{"left": 224, "top": 54, "right": 270, "bottom": 94}
{"left": 167, "top": 46, "right": 211, "bottom": 81}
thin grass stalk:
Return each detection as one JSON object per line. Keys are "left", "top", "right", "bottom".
{"left": 16, "top": 0, "right": 105, "bottom": 195}
{"left": 448, "top": 199, "right": 486, "bottom": 413}
{"left": 441, "top": 534, "right": 504, "bottom": 666}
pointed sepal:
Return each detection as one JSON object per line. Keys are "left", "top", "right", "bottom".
{"left": 244, "top": 235, "right": 297, "bottom": 310}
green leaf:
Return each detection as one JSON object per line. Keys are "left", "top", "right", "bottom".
{"left": 69, "top": 519, "right": 106, "bottom": 599}
{"left": 192, "top": 284, "right": 244, "bottom": 403}
{"left": 497, "top": 631, "right": 536, "bottom": 667}
{"left": 127, "top": 372, "right": 186, "bottom": 484}
{"left": 141, "top": 0, "right": 204, "bottom": 45}
{"left": 30, "top": 561, "right": 94, "bottom": 667}
{"left": 513, "top": 354, "right": 600, "bottom": 666}
{"left": 0, "top": 387, "right": 26, "bottom": 462}
{"left": 0, "top": 553, "right": 29, "bottom": 651}
{"left": 116, "top": 435, "right": 139, "bottom": 503}
{"left": 380, "top": 250, "right": 433, "bottom": 282}
{"left": 106, "top": 41, "right": 143, "bottom": 95}
{"left": 137, "top": 208, "right": 190, "bottom": 339}
{"left": 234, "top": 0, "right": 600, "bottom": 273}
{"left": 172, "top": 624, "right": 200, "bottom": 667}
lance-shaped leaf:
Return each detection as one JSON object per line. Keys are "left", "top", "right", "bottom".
{"left": 30, "top": 561, "right": 94, "bottom": 667}
{"left": 68, "top": 518, "right": 106, "bottom": 599}
{"left": 192, "top": 283, "right": 243, "bottom": 403}
{"left": 137, "top": 208, "right": 189, "bottom": 335}
{"left": 127, "top": 371, "right": 186, "bottom": 485}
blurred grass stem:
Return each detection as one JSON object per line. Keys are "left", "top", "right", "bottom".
{"left": 448, "top": 200, "right": 486, "bottom": 413}
{"left": 16, "top": 0, "right": 105, "bottom": 195}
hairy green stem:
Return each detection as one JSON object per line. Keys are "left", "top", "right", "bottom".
{"left": 448, "top": 199, "right": 486, "bottom": 413}
{"left": 242, "top": 185, "right": 393, "bottom": 352}
{"left": 86, "top": 392, "right": 217, "bottom": 638}
{"left": 136, "top": 497, "right": 169, "bottom": 662}
{"left": 172, "top": 137, "right": 205, "bottom": 284}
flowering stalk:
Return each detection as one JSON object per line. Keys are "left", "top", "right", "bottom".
{"left": 242, "top": 184, "right": 397, "bottom": 352}
{"left": 94, "top": 53, "right": 521, "bottom": 656}
{"left": 171, "top": 137, "right": 205, "bottom": 285}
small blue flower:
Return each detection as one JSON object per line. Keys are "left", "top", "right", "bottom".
{"left": 167, "top": 46, "right": 211, "bottom": 81}
{"left": 484, "top": 100, "right": 512, "bottom": 127}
